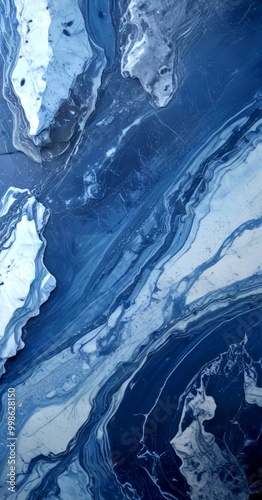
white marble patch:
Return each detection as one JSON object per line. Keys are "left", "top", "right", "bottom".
{"left": 0, "top": 187, "right": 56, "bottom": 375}
{"left": 11, "top": 0, "right": 93, "bottom": 135}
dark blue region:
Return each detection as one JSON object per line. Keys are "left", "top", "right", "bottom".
{"left": 84, "top": 0, "right": 116, "bottom": 63}
{"left": 107, "top": 298, "right": 262, "bottom": 499}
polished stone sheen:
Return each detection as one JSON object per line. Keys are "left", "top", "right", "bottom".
{"left": 0, "top": 0, "right": 261, "bottom": 499}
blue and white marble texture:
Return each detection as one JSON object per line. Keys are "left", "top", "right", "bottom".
{"left": 0, "top": 188, "right": 55, "bottom": 376}
{"left": 1, "top": 0, "right": 106, "bottom": 161}
{"left": 0, "top": 0, "right": 262, "bottom": 499}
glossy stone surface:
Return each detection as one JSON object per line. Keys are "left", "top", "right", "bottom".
{"left": 0, "top": 0, "right": 261, "bottom": 499}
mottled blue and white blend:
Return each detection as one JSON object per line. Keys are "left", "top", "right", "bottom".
{"left": 0, "top": 0, "right": 261, "bottom": 499}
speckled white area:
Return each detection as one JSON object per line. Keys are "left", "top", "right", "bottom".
{"left": 186, "top": 226, "right": 262, "bottom": 304}
{"left": 120, "top": 0, "right": 185, "bottom": 107}
{"left": 11, "top": 0, "right": 92, "bottom": 135}
{"left": 0, "top": 187, "right": 56, "bottom": 375}
{"left": 156, "top": 141, "right": 262, "bottom": 306}
{"left": 120, "top": 0, "right": 208, "bottom": 107}
{"left": 11, "top": 0, "right": 51, "bottom": 135}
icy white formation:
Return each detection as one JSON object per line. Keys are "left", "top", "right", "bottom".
{"left": 171, "top": 379, "right": 249, "bottom": 500}
{"left": 0, "top": 187, "right": 56, "bottom": 375}
{"left": 11, "top": 0, "right": 93, "bottom": 136}
{"left": 120, "top": 0, "right": 206, "bottom": 107}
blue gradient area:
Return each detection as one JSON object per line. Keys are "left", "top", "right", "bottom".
{"left": 0, "top": 1, "right": 262, "bottom": 499}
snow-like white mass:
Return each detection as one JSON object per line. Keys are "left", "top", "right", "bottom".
{"left": 11, "top": 0, "right": 93, "bottom": 135}
{"left": 0, "top": 187, "right": 56, "bottom": 375}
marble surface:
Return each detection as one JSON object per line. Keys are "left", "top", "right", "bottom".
{"left": 0, "top": 0, "right": 262, "bottom": 499}
{"left": 1, "top": 0, "right": 106, "bottom": 161}
{"left": 0, "top": 188, "right": 56, "bottom": 377}
{"left": 12, "top": 0, "right": 93, "bottom": 136}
